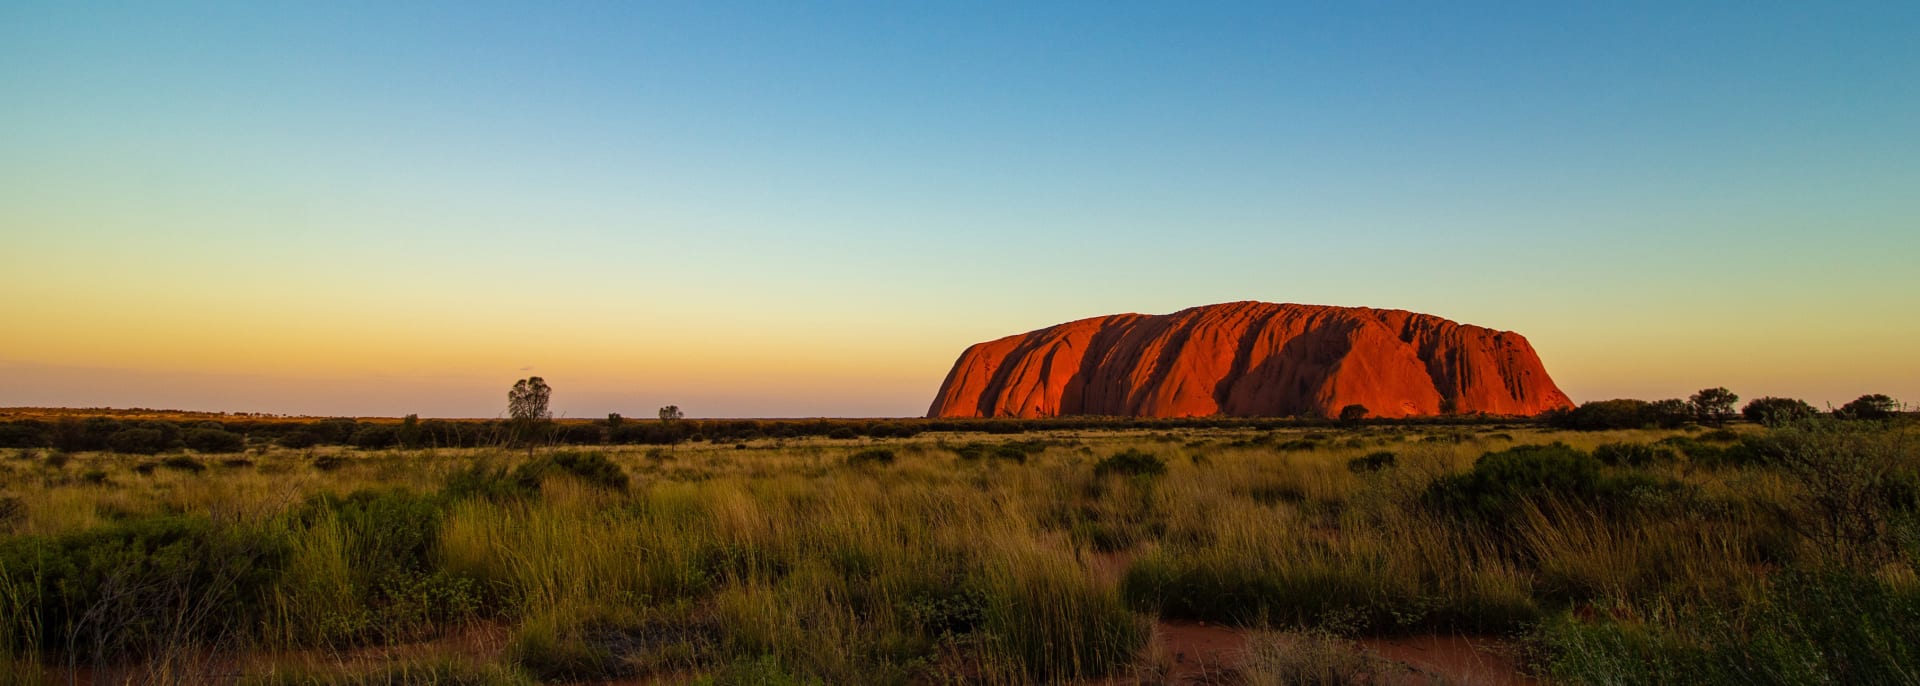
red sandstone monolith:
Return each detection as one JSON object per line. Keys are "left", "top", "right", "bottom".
{"left": 927, "top": 301, "right": 1573, "bottom": 419}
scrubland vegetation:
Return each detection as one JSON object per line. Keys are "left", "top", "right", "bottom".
{"left": 0, "top": 409, "right": 1915, "bottom": 684}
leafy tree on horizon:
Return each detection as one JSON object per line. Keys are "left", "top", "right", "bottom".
{"left": 659, "top": 405, "right": 684, "bottom": 422}
{"left": 508, "top": 377, "right": 552, "bottom": 454}
{"left": 1743, "top": 396, "right": 1818, "bottom": 426}
{"left": 1838, "top": 394, "right": 1900, "bottom": 420}
{"left": 1690, "top": 387, "right": 1739, "bottom": 425}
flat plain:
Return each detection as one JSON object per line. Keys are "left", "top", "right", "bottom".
{"left": 1, "top": 416, "right": 1916, "bottom": 685}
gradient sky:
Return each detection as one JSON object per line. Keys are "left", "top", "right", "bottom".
{"left": 3, "top": 2, "right": 1917, "bottom": 417}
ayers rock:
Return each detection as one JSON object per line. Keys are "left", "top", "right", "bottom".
{"left": 928, "top": 301, "right": 1573, "bottom": 419}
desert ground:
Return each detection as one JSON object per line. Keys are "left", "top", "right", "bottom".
{"left": 1, "top": 414, "right": 1915, "bottom": 685}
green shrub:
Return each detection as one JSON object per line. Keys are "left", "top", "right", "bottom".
{"left": 1545, "top": 399, "right": 1688, "bottom": 431}
{"left": 1121, "top": 552, "right": 1538, "bottom": 635}
{"left": 845, "top": 448, "right": 896, "bottom": 467}
{"left": 512, "top": 450, "right": 629, "bottom": 491}
{"left": 695, "top": 656, "right": 822, "bottom": 686}
{"left": 1425, "top": 443, "right": 1680, "bottom": 528}
{"left": 184, "top": 428, "right": 246, "bottom": 454}
{"left": 351, "top": 425, "right": 399, "bottom": 450}
{"left": 1743, "top": 397, "right": 1819, "bottom": 426}
{"left": 106, "top": 428, "right": 169, "bottom": 455}
{"left": 0, "top": 515, "right": 289, "bottom": 656}
{"left": 1592, "top": 442, "right": 1675, "bottom": 467}
{"left": 509, "top": 609, "right": 720, "bottom": 682}
{"left": 160, "top": 455, "right": 207, "bottom": 473}
{"left": 1345, "top": 451, "right": 1396, "bottom": 472}
{"left": 0, "top": 423, "right": 50, "bottom": 449}
{"left": 1540, "top": 571, "right": 1920, "bottom": 685}
{"left": 442, "top": 462, "right": 531, "bottom": 502}
{"left": 277, "top": 431, "right": 321, "bottom": 449}
{"left": 1838, "top": 394, "right": 1900, "bottom": 420}
{"left": 290, "top": 489, "right": 476, "bottom": 644}
{"left": 1093, "top": 449, "right": 1166, "bottom": 478}
{"left": 241, "top": 659, "right": 535, "bottom": 686}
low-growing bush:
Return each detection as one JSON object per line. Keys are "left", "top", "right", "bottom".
{"left": 160, "top": 455, "right": 207, "bottom": 473}
{"left": 0, "top": 422, "right": 50, "bottom": 449}
{"left": 512, "top": 451, "right": 629, "bottom": 492}
{"left": 1540, "top": 571, "right": 1920, "bottom": 685}
{"left": 1742, "top": 397, "right": 1819, "bottom": 426}
{"left": 1425, "top": 443, "right": 1683, "bottom": 529}
{"left": 278, "top": 431, "right": 321, "bottom": 449}
{"left": 1345, "top": 451, "right": 1396, "bottom": 472}
{"left": 845, "top": 448, "right": 896, "bottom": 467}
{"left": 1591, "top": 442, "right": 1675, "bottom": 467}
{"left": 0, "top": 515, "right": 289, "bottom": 657}
{"left": 1093, "top": 449, "right": 1166, "bottom": 478}
{"left": 351, "top": 425, "right": 399, "bottom": 450}
{"left": 184, "top": 428, "right": 246, "bottom": 454}
{"left": 106, "top": 428, "right": 169, "bottom": 455}
{"left": 281, "top": 489, "right": 477, "bottom": 645}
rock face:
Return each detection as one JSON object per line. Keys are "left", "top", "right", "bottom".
{"left": 927, "top": 301, "right": 1573, "bottom": 419}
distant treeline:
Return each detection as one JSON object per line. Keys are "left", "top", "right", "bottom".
{"left": 0, "top": 395, "right": 1902, "bottom": 455}
{"left": 0, "top": 413, "right": 1531, "bottom": 454}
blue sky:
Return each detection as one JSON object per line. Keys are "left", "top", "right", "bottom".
{"left": 3, "top": 2, "right": 1917, "bottom": 416}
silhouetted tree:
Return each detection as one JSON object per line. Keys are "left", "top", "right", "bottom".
{"left": 1648, "top": 399, "right": 1694, "bottom": 428}
{"left": 508, "top": 377, "right": 552, "bottom": 452}
{"left": 1338, "top": 404, "right": 1369, "bottom": 423}
{"left": 1742, "top": 397, "right": 1818, "bottom": 426}
{"left": 658, "top": 405, "right": 684, "bottom": 422}
{"left": 1838, "top": 394, "right": 1900, "bottom": 420}
{"left": 398, "top": 413, "right": 423, "bottom": 449}
{"left": 1689, "top": 387, "right": 1739, "bottom": 425}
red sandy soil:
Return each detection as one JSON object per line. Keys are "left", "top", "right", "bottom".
{"left": 1361, "top": 634, "right": 1537, "bottom": 686}
{"left": 928, "top": 301, "right": 1573, "bottom": 420}
{"left": 40, "top": 622, "right": 1532, "bottom": 685}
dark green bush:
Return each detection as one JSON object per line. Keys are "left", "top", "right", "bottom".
{"left": 1540, "top": 571, "right": 1920, "bottom": 685}
{"left": 553, "top": 423, "right": 603, "bottom": 445}
{"left": 1345, "top": 451, "right": 1396, "bottom": 472}
{"left": 0, "top": 422, "right": 50, "bottom": 449}
{"left": 277, "top": 431, "right": 320, "bottom": 449}
{"left": 295, "top": 489, "right": 476, "bottom": 643}
{"left": 1425, "top": 443, "right": 1681, "bottom": 528}
{"left": 845, "top": 448, "right": 896, "bottom": 467}
{"left": 351, "top": 425, "right": 399, "bottom": 450}
{"left": 512, "top": 451, "right": 629, "bottom": 491}
{"left": 443, "top": 462, "right": 531, "bottom": 502}
{"left": 1545, "top": 399, "right": 1690, "bottom": 431}
{"left": 160, "top": 455, "right": 207, "bottom": 473}
{"left": 106, "top": 428, "right": 169, "bottom": 455}
{"left": 1121, "top": 553, "right": 1536, "bottom": 635}
{"left": 0, "top": 515, "right": 289, "bottom": 656}
{"left": 1592, "top": 442, "right": 1676, "bottom": 467}
{"left": 184, "top": 428, "right": 246, "bottom": 454}
{"left": 1743, "top": 397, "right": 1819, "bottom": 426}
{"left": 1094, "top": 449, "right": 1167, "bottom": 478}
{"left": 1838, "top": 394, "right": 1900, "bottom": 420}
